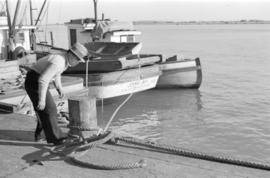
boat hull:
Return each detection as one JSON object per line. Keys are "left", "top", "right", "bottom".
{"left": 156, "top": 58, "right": 202, "bottom": 89}
{"left": 65, "top": 54, "right": 161, "bottom": 72}
{"left": 64, "top": 65, "right": 160, "bottom": 99}
{"left": 88, "top": 75, "right": 159, "bottom": 99}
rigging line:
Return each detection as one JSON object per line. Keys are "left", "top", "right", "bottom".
{"left": 37, "top": 0, "right": 49, "bottom": 26}
{"left": 34, "top": 0, "right": 48, "bottom": 26}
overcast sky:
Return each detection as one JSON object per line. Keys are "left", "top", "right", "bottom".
{"left": 14, "top": 0, "right": 270, "bottom": 24}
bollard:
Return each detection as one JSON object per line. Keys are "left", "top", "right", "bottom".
{"left": 68, "top": 96, "right": 99, "bottom": 139}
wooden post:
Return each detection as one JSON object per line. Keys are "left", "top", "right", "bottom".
{"left": 50, "top": 31, "right": 54, "bottom": 46}
{"left": 68, "top": 96, "right": 98, "bottom": 139}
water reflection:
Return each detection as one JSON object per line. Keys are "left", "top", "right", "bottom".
{"left": 97, "top": 89, "right": 202, "bottom": 141}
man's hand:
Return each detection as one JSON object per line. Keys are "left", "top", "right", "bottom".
{"left": 37, "top": 100, "right": 46, "bottom": 110}
{"left": 57, "top": 88, "right": 65, "bottom": 99}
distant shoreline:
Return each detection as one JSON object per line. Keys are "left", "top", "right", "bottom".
{"left": 49, "top": 20, "right": 270, "bottom": 26}
{"left": 133, "top": 20, "right": 270, "bottom": 25}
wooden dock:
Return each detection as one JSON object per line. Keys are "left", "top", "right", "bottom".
{"left": 0, "top": 113, "right": 269, "bottom": 178}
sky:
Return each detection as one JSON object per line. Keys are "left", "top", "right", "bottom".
{"left": 5, "top": 0, "right": 270, "bottom": 24}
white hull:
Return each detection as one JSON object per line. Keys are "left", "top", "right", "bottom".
{"left": 65, "top": 64, "right": 160, "bottom": 99}
{"left": 88, "top": 75, "right": 159, "bottom": 99}
{"left": 157, "top": 58, "right": 202, "bottom": 88}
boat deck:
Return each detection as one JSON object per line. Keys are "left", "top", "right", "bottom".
{"left": 0, "top": 113, "right": 269, "bottom": 178}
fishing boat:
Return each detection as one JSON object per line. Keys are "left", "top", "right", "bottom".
{"left": 37, "top": 42, "right": 161, "bottom": 99}
{"left": 35, "top": 0, "right": 202, "bottom": 102}
{"left": 63, "top": 1, "right": 202, "bottom": 89}
{"left": 0, "top": 0, "right": 87, "bottom": 115}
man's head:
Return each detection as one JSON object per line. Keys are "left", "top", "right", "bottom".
{"left": 67, "top": 42, "right": 88, "bottom": 67}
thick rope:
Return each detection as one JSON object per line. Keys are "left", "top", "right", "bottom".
{"left": 50, "top": 131, "right": 270, "bottom": 171}
{"left": 50, "top": 131, "right": 146, "bottom": 170}
{"left": 102, "top": 93, "right": 133, "bottom": 134}
{"left": 114, "top": 136, "right": 270, "bottom": 171}
{"left": 69, "top": 156, "right": 146, "bottom": 170}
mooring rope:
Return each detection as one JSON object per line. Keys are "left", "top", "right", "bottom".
{"left": 50, "top": 131, "right": 146, "bottom": 170}
{"left": 102, "top": 93, "right": 133, "bottom": 134}
{"left": 113, "top": 136, "right": 270, "bottom": 171}
{"left": 49, "top": 130, "right": 270, "bottom": 171}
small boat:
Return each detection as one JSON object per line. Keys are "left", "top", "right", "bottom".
{"left": 157, "top": 56, "right": 202, "bottom": 88}
{"left": 36, "top": 41, "right": 161, "bottom": 100}
{"left": 63, "top": 42, "right": 161, "bottom": 99}
{"left": 65, "top": 64, "right": 160, "bottom": 99}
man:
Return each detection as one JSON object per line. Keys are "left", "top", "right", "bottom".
{"left": 24, "top": 42, "right": 89, "bottom": 145}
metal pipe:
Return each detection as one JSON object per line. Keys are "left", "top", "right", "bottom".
{"left": 35, "top": 0, "right": 48, "bottom": 26}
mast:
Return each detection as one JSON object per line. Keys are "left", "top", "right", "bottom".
{"left": 29, "top": 0, "right": 33, "bottom": 25}
{"left": 93, "top": 0, "right": 98, "bottom": 24}
{"left": 92, "top": 0, "right": 98, "bottom": 41}
{"left": 35, "top": 0, "right": 47, "bottom": 26}
{"left": 5, "top": 0, "right": 12, "bottom": 36}
{"left": 11, "top": 0, "right": 22, "bottom": 37}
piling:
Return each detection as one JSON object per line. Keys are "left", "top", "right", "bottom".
{"left": 68, "top": 96, "right": 98, "bottom": 139}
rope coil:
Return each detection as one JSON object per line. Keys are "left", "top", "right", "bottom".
{"left": 50, "top": 131, "right": 146, "bottom": 170}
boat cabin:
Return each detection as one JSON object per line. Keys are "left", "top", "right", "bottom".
{"left": 0, "top": 16, "right": 36, "bottom": 61}
{"left": 65, "top": 18, "right": 141, "bottom": 47}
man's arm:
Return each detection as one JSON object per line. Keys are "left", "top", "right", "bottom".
{"left": 37, "top": 63, "right": 59, "bottom": 110}
{"left": 53, "top": 74, "right": 64, "bottom": 98}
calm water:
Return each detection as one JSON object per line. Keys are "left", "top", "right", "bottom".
{"left": 38, "top": 24, "right": 270, "bottom": 163}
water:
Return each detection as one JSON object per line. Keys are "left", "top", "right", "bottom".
{"left": 38, "top": 24, "right": 270, "bottom": 163}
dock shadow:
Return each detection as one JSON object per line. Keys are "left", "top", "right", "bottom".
{"left": 0, "top": 129, "right": 65, "bottom": 166}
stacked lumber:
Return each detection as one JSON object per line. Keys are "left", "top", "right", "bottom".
{"left": 0, "top": 60, "right": 24, "bottom": 95}
{"left": 0, "top": 60, "right": 20, "bottom": 79}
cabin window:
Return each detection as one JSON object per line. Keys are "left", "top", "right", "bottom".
{"left": 127, "top": 35, "right": 134, "bottom": 42}
{"left": 14, "top": 32, "right": 25, "bottom": 44}
{"left": 120, "top": 36, "right": 127, "bottom": 42}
